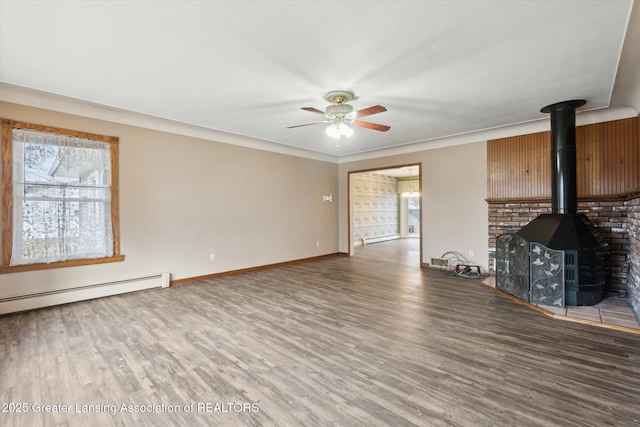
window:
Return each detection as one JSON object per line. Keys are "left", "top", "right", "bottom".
{"left": 1, "top": 119, "right": 123, "bottom": 273}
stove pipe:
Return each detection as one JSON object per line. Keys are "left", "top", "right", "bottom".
{"left": 541, "top": 99, "right": 586, "bottom": 214}
{"left": 514, "top": 99, "right": 606, "bottom": 306}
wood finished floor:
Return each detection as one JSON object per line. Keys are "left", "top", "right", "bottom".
{"left": 1, "top": 239, "right": 639, "bottom": 426}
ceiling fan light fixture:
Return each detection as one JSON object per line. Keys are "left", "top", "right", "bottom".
{"left": 288, "top": 89, "right": 389, "bottom": 139}
{"left": 325, "top": 124, "right": 340, "bottom": 139}
{"left": 325, "top": 122, "right": 353, "bottom": 139}
{"left": 341, "top": 123, "right": 354, "bottom": 137}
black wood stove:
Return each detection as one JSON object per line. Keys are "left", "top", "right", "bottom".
{"left": 497, "top": 100, "right": 606, "bottom": 306}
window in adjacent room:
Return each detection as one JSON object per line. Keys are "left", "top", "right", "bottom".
{"left": 1, "top": 119, "right": 123, "bottom": 273}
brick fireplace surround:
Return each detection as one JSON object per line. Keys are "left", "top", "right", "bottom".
{"left": 488, "top": 194, "right": 640, "bottom": 319}
{"left": 487, "top": 115, "right": 639, "bottom": 320}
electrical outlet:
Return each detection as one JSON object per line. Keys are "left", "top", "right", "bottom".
{"left": 210, "top": 253, "right": 216, "bottom": 262}
{"left": 469, "top": 250, "right": 474, "bottom": 258}
{"left": 316, "top": 241, "right": 320, "bottom": 247}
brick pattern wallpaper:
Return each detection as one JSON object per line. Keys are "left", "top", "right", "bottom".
{"left": 352, "top": 173, "right": 398, "bottom": 242}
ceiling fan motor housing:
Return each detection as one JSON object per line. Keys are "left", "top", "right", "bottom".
{"left": 326, "top": 103, "right": 354, "bottom": 117}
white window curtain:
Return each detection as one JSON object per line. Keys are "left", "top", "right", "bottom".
{"left": 397, "top": 179, "right": 419, "bottom": 196}
{"left": 11, "top": 128, "right": 113, "bottom": 265}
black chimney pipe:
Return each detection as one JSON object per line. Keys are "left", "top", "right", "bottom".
{"left": 513, "top": 98, "right": 606, "bottom": 306}
{"left": 540, "top": 100, "right": 586, "bottom": 214}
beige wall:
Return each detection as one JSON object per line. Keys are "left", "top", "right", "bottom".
{"left": 1, "top": 100, "right": 489, "bottom": 303}
{"left": 338, "top": 141, "right": 489, "bottom": 270}
{"left": 0, "top": 102, "right": 339, "bottom": 298}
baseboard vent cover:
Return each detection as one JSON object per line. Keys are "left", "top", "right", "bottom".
{"left": 430, "top": 257, "right": 449, "bottom": 268}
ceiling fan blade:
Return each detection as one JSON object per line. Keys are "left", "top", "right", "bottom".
{"left": 352, "top": 120, "right": 390, "bottom": 132}
{"left": 354, "top": 105, "right": 387, "bottom": 118}
{"left": 301, "top": 107, "right": 328, "bottom": 116}
{"left": 287, "top": 121, "right": 331, "bottom": 129}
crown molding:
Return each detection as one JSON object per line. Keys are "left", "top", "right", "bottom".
{"left": 0, "top": 83, "right": 339, "bottom": 163}
{"left": 2, "top": 82, "right": 635, "bottom": 165}
{"left": 337, "top": 105, "right": 637, "bottom": 163}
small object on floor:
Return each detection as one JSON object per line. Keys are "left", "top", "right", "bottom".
{"left": 439, "top": 251, "right": 487, "bottom": 279}
{"left": 454, "top": 263, "right": 482, "bottom": 277}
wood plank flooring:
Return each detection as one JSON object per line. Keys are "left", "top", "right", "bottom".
{"left": 1, "top": 239, "right": 639, "bottom": 426}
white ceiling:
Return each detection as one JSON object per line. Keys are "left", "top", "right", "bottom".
{"left": 1, "top": 1, "right": 638, "bottom": 161}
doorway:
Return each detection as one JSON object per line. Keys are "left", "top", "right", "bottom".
{"left": 348, "top": 163, "right": 422, "bottom": 266}
{"left": 400, "top": 194, "right": 421, "bottom": 238}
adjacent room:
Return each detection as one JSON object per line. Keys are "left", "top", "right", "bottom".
{"left": 1, "top": 1, "right": 639, "bottom": 426}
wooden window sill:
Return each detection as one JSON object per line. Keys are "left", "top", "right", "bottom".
{"left": 0, "top": 255, "right": 125, "bottom": 274}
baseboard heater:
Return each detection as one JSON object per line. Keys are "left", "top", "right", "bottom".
{"left": 354, "top": 234, "right": 400, "bottom": 246}
{"left": 0, "top": 273, "right": 170, "bottom": 315}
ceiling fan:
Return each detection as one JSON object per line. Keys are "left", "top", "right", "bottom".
{"left": 287, "top": 90, "right": 390, "bottom": 139}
